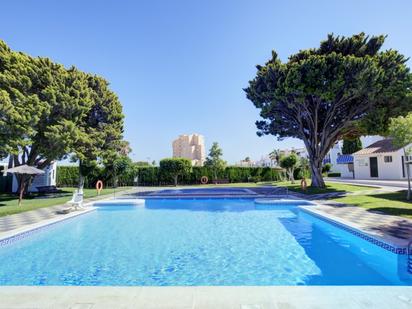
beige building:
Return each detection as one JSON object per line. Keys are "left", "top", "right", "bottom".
{"left": 172, "top": 134, "right": 206, "bottom": 166}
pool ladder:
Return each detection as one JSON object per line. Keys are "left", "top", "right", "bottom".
{"left": 408, "top": 240, "right": 412, "bottom": 274}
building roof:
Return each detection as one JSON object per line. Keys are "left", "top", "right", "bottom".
{"left": 336, "top": 155, "right": 353, "bottom": 164}
{"left": 353, "top": 139, "right": 403, "bottom": 155}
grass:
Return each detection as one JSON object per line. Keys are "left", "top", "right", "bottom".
{"left": 333, "top": 191, "right": 412, "bottom": 219}
{"left": 272, "top": 180, "right": 375, "bottom": 194}
{"left": 0, "top": 187, "right": 130, "bottom": 217}
{"left": 186, "top": 182, "right": 261, "bottom": 188}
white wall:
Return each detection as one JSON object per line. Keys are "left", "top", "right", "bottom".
{"left": 354, "top": 150, "right": 406, "bottom": 180}
{"left": 336, "top": 164, "right": 354, "bottom": 178}
{"left": 11, "top": 162, "right": 57, "bottom": 192}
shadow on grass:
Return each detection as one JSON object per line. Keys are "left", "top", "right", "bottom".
{"left": 283, "top": 184, "right": 351, "bottom": 195}
{"left": 0, "top": 190, "right": 72, "bottom": 207}
{"left": 368, "top": 207, "right": 412, "bottom": 218}
{"left": 362, "top": 191, "right": 412, "bottom": 215}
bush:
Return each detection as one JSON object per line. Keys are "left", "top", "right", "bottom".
{"left": 294, "top": 167, "right": 310, "bottom": 180}
{"left": 322, "top": 163, "right": 332, "bottom": 174}
{"left": 56, "top": 166, "right": 79, "bottom": 187}
{"left": 56, "top": 165, "right": 284, "bottom": 187}
{"left": 159, "top": 158, "right": 192, "bottom": 186}
{"left": 327, "top": 172, "right": 341, "bottom": 177}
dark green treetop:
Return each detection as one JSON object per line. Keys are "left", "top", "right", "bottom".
{"left": 341, "top": 137, "right": 362, "bottom": 155}
{"left": 245, "top": 33, "right": 411, "bottom": 187}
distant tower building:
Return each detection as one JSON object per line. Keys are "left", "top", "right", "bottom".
{"left": 172, "top": 134, "right": 206, "bottom": 166}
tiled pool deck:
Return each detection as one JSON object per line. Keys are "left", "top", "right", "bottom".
{"left": 0, "top": 286, "right": 412, "bottom": 308}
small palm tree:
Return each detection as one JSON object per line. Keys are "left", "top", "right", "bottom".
{"left": 269, "top": 149, "right": 281, "bottom": 167}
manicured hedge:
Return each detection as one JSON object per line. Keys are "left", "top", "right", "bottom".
{"left": 56, "top": 166, "right": 79, "bottom": 187}
{"left": 327, "top": 172, "right": 341, "bottom": 177}
{"left": 57, "top": 165, "right": 285, "bottom": 187}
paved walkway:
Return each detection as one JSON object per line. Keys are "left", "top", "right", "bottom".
{"left": 0, "top": 286, "right": 411, "bottom": 309}
{"left": 326, "top": 177, "right": 410, "bottom": 190}
{"left": 302, "top": 202, "right": 412, "bottom": 247}
{"left": 0, "top": 188, "right": 137, "bottom": 236}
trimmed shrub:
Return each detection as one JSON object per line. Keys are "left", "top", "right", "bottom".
{"left": 56, "top": 165, "right": 284, "bottom": 187}
{"left": 327, "top": 172, "right": 341, "bottom": 177}
{"left": 56, "top": 166, "right": 79, "bottom": 187}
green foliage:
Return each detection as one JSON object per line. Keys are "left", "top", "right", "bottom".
{"left": 280, "top": 154, "right": 299, "bottom": 183}
{"left": 204, "top": 142, "right": 227, "bottom": 181}
{"left": 388, "top": 113, "right": 412, "bottom": 200}
{"left": 56, "top": 166, "right": 80, "bottom": 187}
{"left": 56, "top": 165, "right": 284, "bottom": 187}
{"left": 245, "top": 33, "right": 412, "bottom": 188}
{"left": 0, "top": 39, "right": 126, "bottom": 192}
{"left": 135, "top": 161, "right": 150, "bottom": 166}
{"left": 112, "top": 156, "right": 135, "bottom": 186}
{"left": 280, "top": 154, "right": 298, "bottom": 169}
{"left": 322, "top": 163, "right": 332, "bottom": 174}
{"left": 159, "top": 158, "right": 192, "bottom": 186}
{"left": 269, "top": 149, "right": 282, "bottom": 166}
{"left": 342, "top": 137, "right": 362, "bottom": 154}
{"left": 388, "top": 113, "right": 412, "bottom": 152}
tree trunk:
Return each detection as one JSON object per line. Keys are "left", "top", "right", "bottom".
{"left": 404, "top": 148, "right": 411, "bottom": 200}
{"left": 17, "top": 175, "right": 27, "bottom": 206}
{"left": 174, "top": 175, "right": 178, "bottom": 186}
{"left": 288, "top": 168, "right": 295, "bottom": 184}
{"left": 310, "top": 159, "right": 325, "bottom": 188}
{"left": 78, "top": 161, "right": 85, "bottom": 193}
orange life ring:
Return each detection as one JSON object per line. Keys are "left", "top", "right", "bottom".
{"left": 96, "top": 180, "right": 104, "bottom": 194}
{"left": 300, "top": 178, "right": 307, "bottom": 191}
{"left": 200, "top": 176, "right": 209, "bottom": 184}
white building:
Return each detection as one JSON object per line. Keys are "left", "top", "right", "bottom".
{"left": 280, "top": 147, "right": 308, "bottom": 159}
{"left": 236, "top": 159, "right": 255, "bottom": 167}
{"left": 172, "top": 134, "right": 206, "bottom": 166}
{"left": 1, "top": 161, "right": 57, "bottom": 193}
{"left": 353, "top": 139, "right": 412, "bottom": 180}
{"left": 335, "top": 155, "right": 355, "bottom": 178}
{"left": 325, "top": 136, "right": 383, "bottom": 173}
{"left": 255, "top": 156, "right": 272, "bottom": 167}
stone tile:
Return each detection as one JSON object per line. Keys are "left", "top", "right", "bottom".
{"left": 136, "top": 287, "right": 195, "bottom": 308}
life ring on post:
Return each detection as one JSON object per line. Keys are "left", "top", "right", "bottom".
{"left": 200, "top": 176, "right": 209, "bottom": 184}
{"left": 96, "top": 180, "right": 104, "bottom": 195}
{"left": 300, "top": 177, "right": 307, "bottom": 191}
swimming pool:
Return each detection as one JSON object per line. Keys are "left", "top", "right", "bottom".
{"left": 0, "top": 198, "right": 410, "bottom": 286}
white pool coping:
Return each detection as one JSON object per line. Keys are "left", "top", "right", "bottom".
{"left": 0, "top": 286, "right": 411, "bottom": 308}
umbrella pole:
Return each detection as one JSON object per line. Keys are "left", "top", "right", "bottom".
{"left": 18, "top": 176, "right": 25, "bottom": 206}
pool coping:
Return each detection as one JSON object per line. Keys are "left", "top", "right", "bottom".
{"left": 0, "top": 286, "right": 412, "bottom": 308}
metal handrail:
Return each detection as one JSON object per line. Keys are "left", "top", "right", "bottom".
{"left": 408, "top": 240, "right": 412, "bottom": 274}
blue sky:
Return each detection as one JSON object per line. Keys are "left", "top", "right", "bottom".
{"left": 1, "top": 1, "right": 411, "bottom": 164}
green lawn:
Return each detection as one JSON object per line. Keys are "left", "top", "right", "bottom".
{"left": 0, "top": 187, "right": 130, "bottom": 217}
{"left": 272, "top": 180, "right": 412, "bottom": 218}
{"left": 187, "top": 182, "right": 261, "bottom": 188}
{"left": 272, "top": 180, "right": 375, "bottom": 194}
{"left": 333, "top": 191, "right": 412, "bottom": 219}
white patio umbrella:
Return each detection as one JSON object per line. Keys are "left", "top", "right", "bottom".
{"left": 5, "top": 165, "right": 45, "bottom": 206}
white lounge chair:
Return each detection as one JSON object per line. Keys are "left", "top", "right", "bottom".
{"left": 58, "top": 190, "right": 84, "bottom": 214}
{"left": 68, "top": 190, "right": 84, "bottom": 210}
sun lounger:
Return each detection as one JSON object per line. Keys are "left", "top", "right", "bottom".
{"left": 57, "top": 191, "right": 84, "bottom": 214}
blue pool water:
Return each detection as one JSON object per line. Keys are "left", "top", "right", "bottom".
{"left": 0, "top": 198, "right": 410, "bottom": 286}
